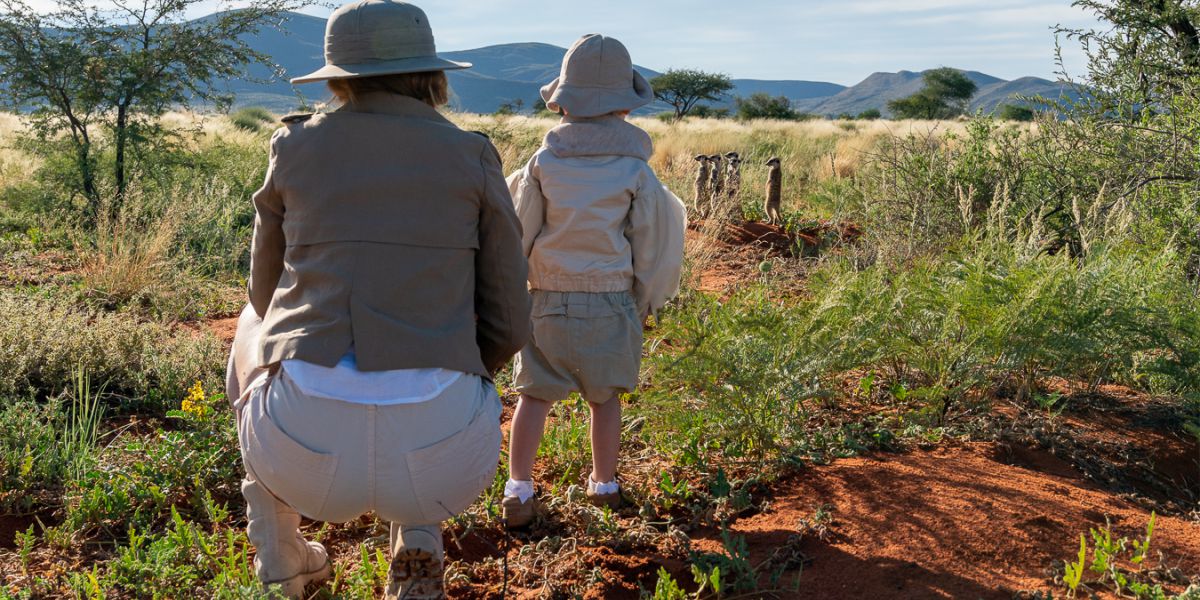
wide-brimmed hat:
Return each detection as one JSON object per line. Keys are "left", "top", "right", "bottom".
{"left": 540, "top": 34, "right": 654, "bottom": 118}
{"left": 291, "top": 0, "right": 470, "bottom": 84}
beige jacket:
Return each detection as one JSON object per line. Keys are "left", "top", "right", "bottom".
{"left": 508, "top": 116, "right": 686, "bottom": 317}
{"left": 249, "top": 92, "right": 532, "bottom": 376}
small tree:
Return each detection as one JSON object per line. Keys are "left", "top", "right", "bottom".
{"left": 0, "top": 0, "right": 305, "bottom": 225}
{"left": 997, "top": 104, "right": 1035, "bottom": 121}
{"left": 887, "top": 68, "right": 978, "bottom": 119}
{"left": 735, "top": 93, "right": 798, "bottom": 120}
{"left": 689, "top": 104, "right": 730, "bottom": 119}
{"left": 649, "top": 69, "right": 733, "bottom": 120}
{"left": 495, "top": 97, "right": 524, "bottom": 116}
{"left": 856, "top": 108, "right": 882, "bottom": 120}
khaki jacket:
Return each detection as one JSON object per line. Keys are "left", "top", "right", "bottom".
{"left": 249, "top": 93, "right": 532, "bottom": 376}
{"left": 508, "top": 116, "right": 686, "bottom": 318}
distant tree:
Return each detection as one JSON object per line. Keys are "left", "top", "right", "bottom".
{"left": 532, "top": 97, "right": 559, "bottom": 117}
{"left": 856, "top": 108, "right": 882, "bottom": 120}
{"left": 735, "top": 93, "right": 799, "bottom": 120}
{"left": 650, "top": 69, "right": 734, "bottom": 120}
{"left": 887, "top": 68, "right": 978, "bottom": 119}
{"left": 0, "top": 0, "right": 304, "bottom": 225}
{"left": 997, "top": 104, "right": 1035, "bottom": 121}
{"left": 836, "top": 112, "right": 854, "bottom": 120}
{"left": 689, "top": 104, "right": 731, "bottom": 119}
{"left": 495, "top": 98, "right": 525, "bottom": 116}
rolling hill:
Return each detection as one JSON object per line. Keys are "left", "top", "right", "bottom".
{"left": 223, "top": 12, "right": 1074, "bottom": 117}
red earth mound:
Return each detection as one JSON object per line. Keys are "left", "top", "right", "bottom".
{"left": 688, "top": 219, "right": 859, "bottom": 294}
{"left": 689, "top": 442, "right": 1198, "bottom": 599}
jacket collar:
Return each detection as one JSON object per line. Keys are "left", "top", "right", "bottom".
{"left": 543, "top": 114, "right": 653, "bottom": 161}
{"left": 336, "top": 92, "right": 454, "bottom": 126}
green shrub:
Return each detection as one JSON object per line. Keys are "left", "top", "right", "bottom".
{"left": 0, "top": 289, "right": 224, "bottom": 405}
{"left": 229, "top": 106, "right": 274, "bottom": 132}
{"left": 639, "top": 240, "right": 1200, "bottom": 465}
{"left": 997, "top": 104, "right": 1036, "bottom": 121}
{"left": 64, "top": 383, "right": 241, "bottom": 534}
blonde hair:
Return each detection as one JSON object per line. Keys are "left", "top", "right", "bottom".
{"left": 327, "top": 71, "right": 450, "bottom": 107}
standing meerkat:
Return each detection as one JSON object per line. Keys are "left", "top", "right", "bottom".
{"left": 708, "top": 154, "right": 725, "bottom": 215}
{"left": 764, "top": 157, "right": 783, "bottom": 225}
{"left": 724, "top": 151, "right": 742, "bottom": 204}
{"left": 692, "top": 154, "right": 711, "bottom": 215}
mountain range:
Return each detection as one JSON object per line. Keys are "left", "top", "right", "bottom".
{"left": 226, "top": 12, "right": 1075, "bottom": 117}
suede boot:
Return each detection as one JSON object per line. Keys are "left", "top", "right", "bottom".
{"left": 242, "top": 477, "right": 332, "bottom": 599}
{"left": 501, "top": 493, "right": 538, "bottom": 529}
{"left": 385, "top": 523, "right": 445, "bottom": 600}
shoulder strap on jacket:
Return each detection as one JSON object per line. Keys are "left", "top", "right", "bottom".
{"left": 280, "top": 113, "right": 314, "bottom": 124}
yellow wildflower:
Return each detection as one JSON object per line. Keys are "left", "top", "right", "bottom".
{"left": 182, "top": 380, "right": 208, "bottom": 417}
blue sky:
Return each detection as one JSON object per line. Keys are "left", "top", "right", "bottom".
{"left": 298, "top": 0, "right": 1103, "bottom": 85}
{"left": 30, "top": 0, "right": 1103, "bottom": 85}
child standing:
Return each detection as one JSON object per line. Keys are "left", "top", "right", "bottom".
{"left": 503, "top": 34, "right": 686, "bottom": 528}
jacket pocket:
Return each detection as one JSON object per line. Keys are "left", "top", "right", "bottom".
{"left": 405, "top": 384, "right": 502, "bottom": 523}
{"left": 239, "top": 377, "right": 340, "bottom": 520}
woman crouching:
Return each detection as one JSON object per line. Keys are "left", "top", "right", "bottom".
{"left": 226, "top": 1, "right": 532, "bottom": 598}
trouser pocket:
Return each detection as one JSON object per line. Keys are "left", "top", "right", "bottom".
{"left": 239, "top": 374, "right": 340, "bottom": 520}
{"left": 404, "top": 382, "right": 502, "bottom": 523}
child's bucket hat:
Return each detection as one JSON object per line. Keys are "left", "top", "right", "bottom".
{"left": 540, "top": 34, "right": 654, "bottom": 117}
{"left": 292, "top": 0, "right": 470, "bottom": 84}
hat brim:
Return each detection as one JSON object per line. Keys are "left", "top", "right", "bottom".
{"left": 291, "top": 56, "right": 472, "bottom": 84}
{"left": 539, "top": 70, "right": 654, "bottom": 118}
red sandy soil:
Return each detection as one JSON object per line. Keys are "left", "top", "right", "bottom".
{"left": 688, "top": 442, "right": 1198, "bottom": 599}
{"left": 439, "top": 437, "right": 1197, "bottom": 599}
{"left": 689, "top": 219, "right": 859, "bottom": 294}
{"left": 204, "top": 315, "right": 239, "bottom": 343}
{"left": 435, "top": 381, "right": 1199, "bottom": 599}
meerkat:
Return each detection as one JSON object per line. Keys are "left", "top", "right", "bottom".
{"left": 764, "top": 157, "right": 783, "bottom": 225}
{"left": 708, "top": 154, "right": 725, "bottom": 215}
{"left": 692, "top": 154, "right": 711, "bottom": 215}
{"left": 724, "top": 151, "right": 742, "bottom": 204}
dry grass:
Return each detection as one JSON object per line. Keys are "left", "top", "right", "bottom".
{"left": 0, "top": 112, "right": 40, "bottom": 191}
{"left": 79, "top": 197, "right": 184, "bottom": 309}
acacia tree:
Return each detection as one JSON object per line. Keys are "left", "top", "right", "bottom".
{"left": 887, "top": 68, "right": 978, "bottom": 119}
{"left": 0, "top": 0, "right": 305, "bottom": 225}
{"left": 1053, "top": 0, "right": 1200, "bottom": 197}
{"left": 649, "top": 69, "right": 733, "bottom": 120}
{"left": 735, "top": 93, "right": 801, "bottom": 120}
{"left": 1046, "top": 0, "right": 1200, "bottom": 263}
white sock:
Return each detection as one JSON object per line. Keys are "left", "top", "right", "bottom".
{"left": 504, "top": 479, "right": 535, "bottom": 503}
{"left": 588, "top": 476, "right": 620, "bottom": 496}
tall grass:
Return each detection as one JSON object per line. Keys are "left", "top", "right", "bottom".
{"left": 62, "top": 368, "right": 105, "bottom": 481}
{"left": 640, "top": 238, "right": 1200, "bottom": 466}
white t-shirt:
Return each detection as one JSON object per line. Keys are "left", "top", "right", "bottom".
{"left": 281, "top": 350, "right": 466, "bottom": 405}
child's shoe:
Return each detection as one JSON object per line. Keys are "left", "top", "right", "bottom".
{"left": 385, "top": 524, "right": 444, "bottom": 600}
{"left": 586, "top": 477, "right": 621, "bottom": 510}
{"left": 502, "top": 479, "right": 538, "bottom": 529}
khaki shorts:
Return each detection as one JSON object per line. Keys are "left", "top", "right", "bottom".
{"left": 513, "top": 290, "right": 642, "bottom": 404}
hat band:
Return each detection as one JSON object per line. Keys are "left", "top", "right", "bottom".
{"left": 325, "top": 29, "right": 437, "bottom": 64}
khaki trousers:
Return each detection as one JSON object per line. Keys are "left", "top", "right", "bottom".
{"left": 236, "top": 368, "right": 502, "bottom": 526}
